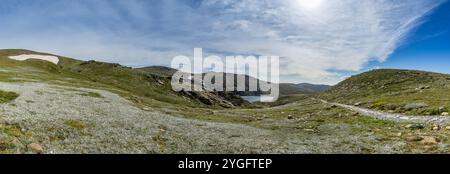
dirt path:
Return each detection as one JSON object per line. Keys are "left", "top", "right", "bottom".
{"left": 320, "top": 100, "right": 450, "bottom": 126}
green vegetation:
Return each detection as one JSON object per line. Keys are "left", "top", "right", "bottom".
{"left": 66, "top": 60, "right": 203, "bottom": 106}
{"left": 79, "top": 92, "right": 103, "bottom": 98}
{"left": 64, "top": 120, "right": 87, "bottom": 130}
{"left": 0, "top": 90, "right": 18, "bottom": 103}
{"left": 0, "top": 123, "right": 26, "bottom": 154}
{"left": 137, "top": 66, "right": 177, "bottom": 78}
{"left": 279, "top": 83, "right": 314, "bottom": 95}
{"left": 321, "top": 69, "right": 450, "bottom": 116}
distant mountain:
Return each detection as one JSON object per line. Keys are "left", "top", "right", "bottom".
{"left": 138, "top": 66, "right": 330, "bottom": 97}
{"left": 278, "top": 83, "right": 330, "bottom": 96}
{"left": 296, "top": 83, "right": 330, "bottom": 92}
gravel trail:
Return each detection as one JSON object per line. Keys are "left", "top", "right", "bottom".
{"left": 321, "top": 100, "right": 450, "bottom": 126}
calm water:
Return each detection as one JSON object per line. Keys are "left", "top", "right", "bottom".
{"left": 241, "top": 96, "right": 275, "bottom": 103}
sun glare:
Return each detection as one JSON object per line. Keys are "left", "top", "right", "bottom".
{"left": 296, "top": 0, "right": 323, "bottom": 11}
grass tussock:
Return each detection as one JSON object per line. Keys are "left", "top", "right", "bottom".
{"left": 64, "top": 120, "right": 87, "bottom": 130}
{"left": 0, "top": 124, "right": 26, "bottom": 154}
{"left": 79, "top": 92, "right": 103, "bottom": 98}
{"left": 0, "top": 90, "right": 19, "bottom": 103}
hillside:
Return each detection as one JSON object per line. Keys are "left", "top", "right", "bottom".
{"left": 0, "top": 49, "right": 251, "bottom": 108}
{"left": 296, "top": 83, "right": 330, "bottom": 93}
{"left": 279, "top": 83, "right": 330, "bottom": 95}
{"left": 3, "top": 50, "right": 450, "bottom": 154}
{"left": 136, "top": 66, "right": 177, "bottom": 78}
{"left": 321, "top": 69, "right": 450, "bottom": 116}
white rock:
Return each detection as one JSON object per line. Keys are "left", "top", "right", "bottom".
{"left": 27, "top": 143, "right": 44, "bottom": 154}
{"left": 421, "top": 136, "right": 437, "bottom": 145}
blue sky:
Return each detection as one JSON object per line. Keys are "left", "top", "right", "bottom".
{"left": 367, "top": 1, "right": 450, "bottom": 74}
{"left": 0, "top": 0, "right": 448, "bottom": 84}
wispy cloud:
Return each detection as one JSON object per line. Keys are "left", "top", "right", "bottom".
{"left": 0, "top": 0, "right": 446, "bottom": 84}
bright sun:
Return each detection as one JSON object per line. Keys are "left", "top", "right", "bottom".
{"left": 296, "top": 0, "right": 324, "bottom": 11}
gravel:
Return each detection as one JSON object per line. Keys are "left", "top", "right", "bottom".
{"left": 0, "top": 82, "right": 283, "bottom": 154}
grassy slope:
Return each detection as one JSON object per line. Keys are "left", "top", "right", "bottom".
{"left": 136, "top": 66, "right": 177, "bottom": 78}
{"left": 321, "top": 69, "right": 450, "bottom": 115}
{"left": 65, "top": 60, "right": 201, "bottom": 107}
{"left": 0, "top": 49, "right": 207, "bottom": 108}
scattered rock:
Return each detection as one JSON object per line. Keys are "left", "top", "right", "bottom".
{"left": 405, "top": 124, "right": 424, "bottom": 130}
{"left": 354, "top": 102, "right": 362, "bottom": 106}
{"left": 229, "top": 134, "right": 241, "bottom": 138}
{"left": 0, "top": 132, "right": 8, "bottom": 140}
{"left": 287, "top": 115, "right": 294, "bottom": 120}
{"left": 142, "top": 107, "right": 151, "bottom": 111}
{"left": 396, "top": 132, "right": 403, "bottom": 137}
{"left": 11, "top": 138, "right": 24, "bottom": 148}
{"left": 445, "top": 126, "right": 450, "bottom": 130}
{"left": 432, "top": 125, "right": 440, "bottom": 131}
{"left": 375, "top": 137, "right": 386, "bottom": 141}
{"left": 441, "top": 112, "right": 449, "bottom": 116}
{"left": 404, "top": 103, "right": 428, "bottom": 111}
{"left": 421, "top": 136, "right": 437, "bottom": 145}
{"left": 303, "top": 129, "right": 315, "bottom": 132}
{"left": 27, "top": 143, "right": 43, "bottom": 154}
{"left": 405, "top": 136, "right": 423, "bottom": 142}
{"left": 439, "top": 106, "right": 446, "bottom": 112}
{"left": 0, "top": 118, "right": 11, "bottom": 125}
{"left": 156, "top": 80, "right": 165, "bottom": 85}
{"left": 415, "top": 85, "right": 431, "bottom": 90}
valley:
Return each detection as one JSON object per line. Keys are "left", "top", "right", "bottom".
{"left": 1, "top": 49, "right": 450, "bottom": 154}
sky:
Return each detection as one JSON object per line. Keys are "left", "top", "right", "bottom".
{"left": 0, "top": 0, "right": 449, "bottom": 85}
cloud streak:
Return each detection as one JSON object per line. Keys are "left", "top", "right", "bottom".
{"left": 0, "top": 0, "right": 446, "bottom": 84}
